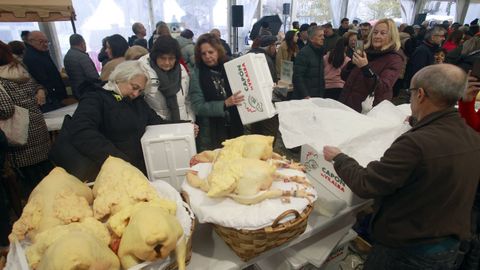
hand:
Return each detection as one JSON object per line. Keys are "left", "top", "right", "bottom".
{"left": 224, "top": 91, "right": 245, "bottom": 107}
{"left": 35, "top": 89, "right": 46, "bottom": 106}
{"left": 193, "top": 123, "right": 199, "bottom": 138}
{"left": 463, "top": 73, "right": 480, "bottom": 102}
{"left": 352, "top": 51, "right": 368, "bottom": 68}
{"left": 323, "top": 146, "right": 342, "bottom": 162}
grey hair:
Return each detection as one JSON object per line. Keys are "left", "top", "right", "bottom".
{"left": 132, "top": 22, "right": 143, "bottom": 34}
{"left": 108, "top": 60, "right": 150, "bottom": 89}
{"left": 461, "top": 36, "right": 480, "bottom": 55}
{"left": 424, "top": 26, "right": 446, "bottom": 42}
{"left": 412, "top": 64, "right": 467, "bottom": 106}
{"left": 307, "top": 26, "right": 324, "bottom": 39}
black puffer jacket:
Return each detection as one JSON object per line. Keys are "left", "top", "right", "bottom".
{"left": 292, "top": 43, "right": 325, "bottom": 99}
{"left": 49, "top": 82, "right": 166, "bottom": 181}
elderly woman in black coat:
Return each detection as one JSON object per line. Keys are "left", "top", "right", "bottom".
{"left": 50, "top": 61, "right": 192, "bottom": 181}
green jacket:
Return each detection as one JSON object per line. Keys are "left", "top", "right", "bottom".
{"left": 293, "top": 43, "right": 325, "bottom": 99}
{"left": 189, "top": 67, "right": 243, "bottom": 151}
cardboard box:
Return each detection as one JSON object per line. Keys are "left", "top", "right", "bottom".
{"left": 319, "top": 229, "right": 358, "bottom": 270}
{"left": 301, "top": 144, "right": 365, "bottom": 206}
{"left": 141, "top": 123, "right": 196, "bottom": 191}
{"left": 224, "top": 53, "right": 277, "bottom": 125}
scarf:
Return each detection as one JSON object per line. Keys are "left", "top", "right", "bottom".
{"left": 149, "top": 56, "right": 181, "bottom": 121}
{"left": 198, "top": 62, "right": 231, "bottom": 102}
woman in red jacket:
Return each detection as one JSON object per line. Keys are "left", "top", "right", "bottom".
{"left": 339, "top": 18, "right": 404, "bottom": 113}
{"left": 459, "top": 75, "right": 480, "bottom": 131}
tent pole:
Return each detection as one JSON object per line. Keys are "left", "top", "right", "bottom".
{"left": 71, "top": 17, "right": 77, "bottom": 34}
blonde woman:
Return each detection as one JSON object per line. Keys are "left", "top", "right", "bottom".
{"left": 275, "top": 30, "right": 299, "bottom": 79}
{"left": 339, "top": 18, "right": 404, "bottom": 112}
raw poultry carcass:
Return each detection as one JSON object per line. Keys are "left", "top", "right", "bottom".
{"left": 92, "top": 156, "right": 160, "bottom": 219}
{"left": 9, "top": 167, "right": 93, "bottom": 242}
{"left": 186, "top": 135, "right": 313, "bottom": 205}
{"left": 108, "top": 201, "right": 186, "bottom": 270}
{"left": 25, "top": 217, "right": 119, "bottom": 270}
{"left": 94, "top": 156, "right": 187, "bottom": 269}
{"left": 191, "top": 135, "right": 305, "bottom": 171}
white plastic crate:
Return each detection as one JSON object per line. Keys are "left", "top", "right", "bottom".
{"left": 224, "top": 53, "right": 277, "bottom": 125}
{"left": 141, "top": 123, "right": 196, "bottom": 190}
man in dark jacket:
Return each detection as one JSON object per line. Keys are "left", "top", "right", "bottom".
{"left": 322, "top": 23, "right": 341, "bottom": 53}
{"left": 293, "top": 26, "right": 325, "bottom": 99}
{"left": 211, "top": 28, "right": 232, "bottom": 57}
{"left": 405, "top": 26, "right": 446, "bottom": 86}
{"left": 23, "top": 31, "right": 67, "bottom": 112}
{"left": 64, "top": 34, "right": 99, "bottom": 99}
{"left": 324, "top": 64, "right": 480, "bottom": 270}
{"left": 297, "top": 24, "right": 309, "bottom": 50}
{"left": 128, "top": 22, "right": 147, "bottom": 48}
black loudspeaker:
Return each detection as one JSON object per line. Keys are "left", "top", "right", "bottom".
{"left": 414, "top": 13, "right": 427, "bottom": 25}
{"left": 232, "top": 5, "right": 244, "bottom": 27}
{"left": 283, "top": 3, "right": 291, "bottom": 15}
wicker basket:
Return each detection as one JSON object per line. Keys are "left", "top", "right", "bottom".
{"left": 164, "top": 191, "right": 196, "bottom": 270}
{"left": 212, "top": 204, "right": 313, "bottom": 261}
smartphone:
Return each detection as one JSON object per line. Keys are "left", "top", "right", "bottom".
{"left": 472, "top": 59, "right": 480, "bottom": 79}
{"left": 355, "top": 40, "right": 364, "bottom": 55}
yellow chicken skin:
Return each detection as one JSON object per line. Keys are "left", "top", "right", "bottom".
{"left": 186, "top": 135, "right": 314, "bottom": 204}
{"left": 35, "top": 230, "right": 119, "bottom": 270}
{"left": 92, "top": 156, "right": 159, "bottom": 219}
{"left": 220, "top": 135, "right": 274, "bottom": 160}
{"left": 9, "top": 167, "right": 93, "bottom": 242}
{"left": 26, "top": 217, "right": 115, "bottom": 269}
{"left": 116, "top": 202, "right": 186, "bottom": 270}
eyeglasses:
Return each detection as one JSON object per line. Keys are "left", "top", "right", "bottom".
{"left": 406, "top": 87, "right": 430, "bottom": 97}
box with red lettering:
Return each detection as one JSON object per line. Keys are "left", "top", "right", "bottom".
{"left": 224, "top": 53, "right": 277, "bottom": 125}
{"left": 301, "top": 144, "right": 365, "bottom": 206}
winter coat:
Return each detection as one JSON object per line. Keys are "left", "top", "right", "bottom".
{"left": 293, "top": 43, "right": 325, "bottom": 99}
{"left": 49, "top": 82, "right": 166, "bottom": 181}
{"left": 405, "top": 41, "right": 438, "bottom": 85}
{"left": 333, "top": 108, "right": 480, "bottom": 247}
{"left": 138, "top": 54, "right": 195, "bottom": 121}
{"left": 339, "top": 48, "right": 403, "bottom": 112}
{"left": 323, "top": 52, "right": 350, "bottom": 89}
{"left": 23, "top": 44, "right": 67, "bottom": 110}
{"left": 176, "top": 36, "right": 195, "bottom": 69}
{"left": 275, "top": 41, "right": 297, "bottom": 79}
{"left": 189, "top": 65, "right": 243, "bottom": 151}
{"left": 323, "top": 33, "right": 341, "bottom": 53}
{"left": 63, "top": 47, "right": 99, "bottom": 99}
{"left": 0, "top": 64, "right": 50, "bottom": 168}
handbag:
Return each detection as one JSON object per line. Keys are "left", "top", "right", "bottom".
{"left": 0, "top": 84, "right": 29, "bottom": 146}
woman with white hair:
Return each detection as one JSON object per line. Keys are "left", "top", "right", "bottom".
{"left": 50, "top": 61, "right": 173, "bottom": 181}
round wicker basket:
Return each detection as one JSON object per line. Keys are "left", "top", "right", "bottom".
{"left": 164, "top": 191, "right": 196, "bottom": 270}
{"left": 212, "top": 204, "right": 313, "bottom": 261}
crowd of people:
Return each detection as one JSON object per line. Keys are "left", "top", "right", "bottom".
{"left": 1, "top": 15, "right": 480, "bottom": 270}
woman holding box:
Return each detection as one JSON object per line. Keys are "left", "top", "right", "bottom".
{"left": 189, "top": 33, "right": 244, "bottom": 151}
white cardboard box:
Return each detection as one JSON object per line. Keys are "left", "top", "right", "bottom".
{"left": 224, "top": 53, "right": 277, "bottom": 125}
{"left": 301, "top": 144, "right": 365, "bottom": 206}
{"left": 319, "top": 229, "right": 357, "bottom": 270}
{"left": 141, "top": 123, "right": 196, "bottom": 190}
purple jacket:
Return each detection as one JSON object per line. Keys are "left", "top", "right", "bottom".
{"left": 339, "top": 49, "right": 404, "bottom": 112}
